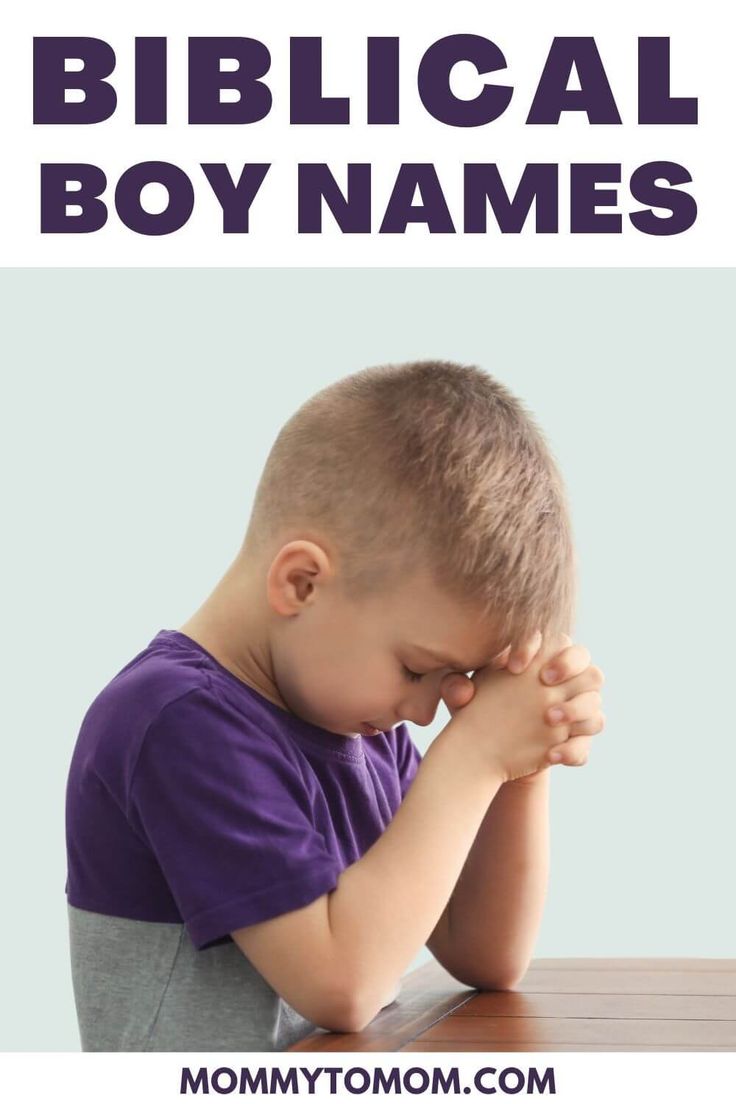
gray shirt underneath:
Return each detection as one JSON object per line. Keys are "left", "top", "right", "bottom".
{"left": 68, "top": 905, "right": 314, "bottom": 1051}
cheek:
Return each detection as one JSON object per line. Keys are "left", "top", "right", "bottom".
{"left": 275, "top": 619, "right": 399, "bottom": 725}
{"left": 333, "top": 665, "right": 398, "bottom": 727}
{"left": 318, "top": 656, "right": 390, "bottom": 713}
{"left": 273, "top": 648, "right": 365, "bottom": 724}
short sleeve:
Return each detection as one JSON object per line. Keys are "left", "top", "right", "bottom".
{"left": 394, "top": 722, "right": 422, "bottom": 798}
{"left": 128, "top": 688, "right": 342, "bottom": 949}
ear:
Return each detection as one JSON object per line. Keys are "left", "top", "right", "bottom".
{"left": 266, "top": 540, "right": 334, "bottom": 617}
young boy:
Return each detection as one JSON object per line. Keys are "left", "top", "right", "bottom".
{"left": 65, "top": 361, "right": 604, "bottom": 1051}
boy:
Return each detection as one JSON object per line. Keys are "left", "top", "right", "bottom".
{"left": 65, "top": 361, "right": 604, "bottom": 1051}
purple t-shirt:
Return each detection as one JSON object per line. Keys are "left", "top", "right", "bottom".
{"left": 66, "top": 629, "right": 422, "bottom": 952}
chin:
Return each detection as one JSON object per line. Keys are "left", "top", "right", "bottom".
{"left": 309, "top": 713, "right": 359, "bottom": 737}
{"left": 323, "top": 720, "right": 370, "bottom": 738}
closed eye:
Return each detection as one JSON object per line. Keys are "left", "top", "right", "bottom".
{"left": 402, "top": 665, "right": 424, "bottom": 683}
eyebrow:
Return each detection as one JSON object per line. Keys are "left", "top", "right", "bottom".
{"left": 410, "top": 645, "right": 477, "bottom": 672}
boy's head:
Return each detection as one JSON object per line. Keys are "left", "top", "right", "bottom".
{"left": 241, "top": 361, "right": 575, "bottom": 735}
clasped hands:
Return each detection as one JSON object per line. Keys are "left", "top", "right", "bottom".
{"left": 440, "top": 632, "right": 605, "bottom": 778}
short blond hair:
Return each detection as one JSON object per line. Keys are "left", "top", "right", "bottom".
{"left": 245, "top": 361, "right": 575, "bottom": 648}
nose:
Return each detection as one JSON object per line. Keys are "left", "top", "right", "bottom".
{"left": 399, "top": 690, "right": 440, "bottom": 728}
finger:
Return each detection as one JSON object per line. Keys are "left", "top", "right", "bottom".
{"left": 490, "top": 645, "right": 511, "bottom": 670}
{"left": 551, "top": 666, "right": 605, "bottom": 699}
{"left": 540, "top": 643, "right": 591, "bottom": 685}
{"left": 542, "top": 631, "right": 572, "bottom": 657}
{"left": 546, "top": 691, "right": 602, "bottom": 727}
{"left": 440, "top": 672, "right": 476, "bottom": 716}
{"left": 506, "top": 630, "right": 543, "bottom": 674}
{"left": 548, "top": 735, "right": 592, "bottom": 766}
{"left": 569, "top": 714, "right": 606, "bottom": 738}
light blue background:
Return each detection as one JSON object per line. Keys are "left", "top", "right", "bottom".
{"left": 1, "top": 269, "right": 734, "bottom": 1049}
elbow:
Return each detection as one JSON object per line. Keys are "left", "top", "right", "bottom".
{"left": 328, "top": 1003, "right": 378, "bottom": 1035}
{"left": 312, "top": 996, "right": 379, "bottom": 1035}
{"left": 445, "top": 960, "right": 527, "bottom": 993}
{"left": 308, "top": 981, "right": 387, "bottom": 1035}
{"left": 475, "top": 972, "right": 522, "bottom": 992}
{"left": 474, "top": 962, "right": 528, "bottom": 991}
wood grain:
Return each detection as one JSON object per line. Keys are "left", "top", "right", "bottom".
{"left": 289, "top": 962, "right": 474, "bottom": 1052}
{"left": 289, "top": 958, "right": 736, "bottom": 1053}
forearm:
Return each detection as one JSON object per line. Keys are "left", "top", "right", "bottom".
{"left": 430, "top": 770, "right": 550, "bottom": 989}
{"left": 326, "top": 722, "right": 505, "bottom": 1024}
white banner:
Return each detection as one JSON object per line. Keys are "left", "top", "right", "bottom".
{"left": 0, "top": 0, "right": 733, "bottom": 265}
{"left": 2, "top": 1052, "right": 736, "bottom": 1104}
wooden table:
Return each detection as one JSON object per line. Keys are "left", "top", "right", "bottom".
{"left": 289, "top": 958, "right": 736, "bottom": 1052}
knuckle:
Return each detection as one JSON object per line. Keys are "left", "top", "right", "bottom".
{"left": 547, "top": 631, "right": 571, "bottom": 654}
